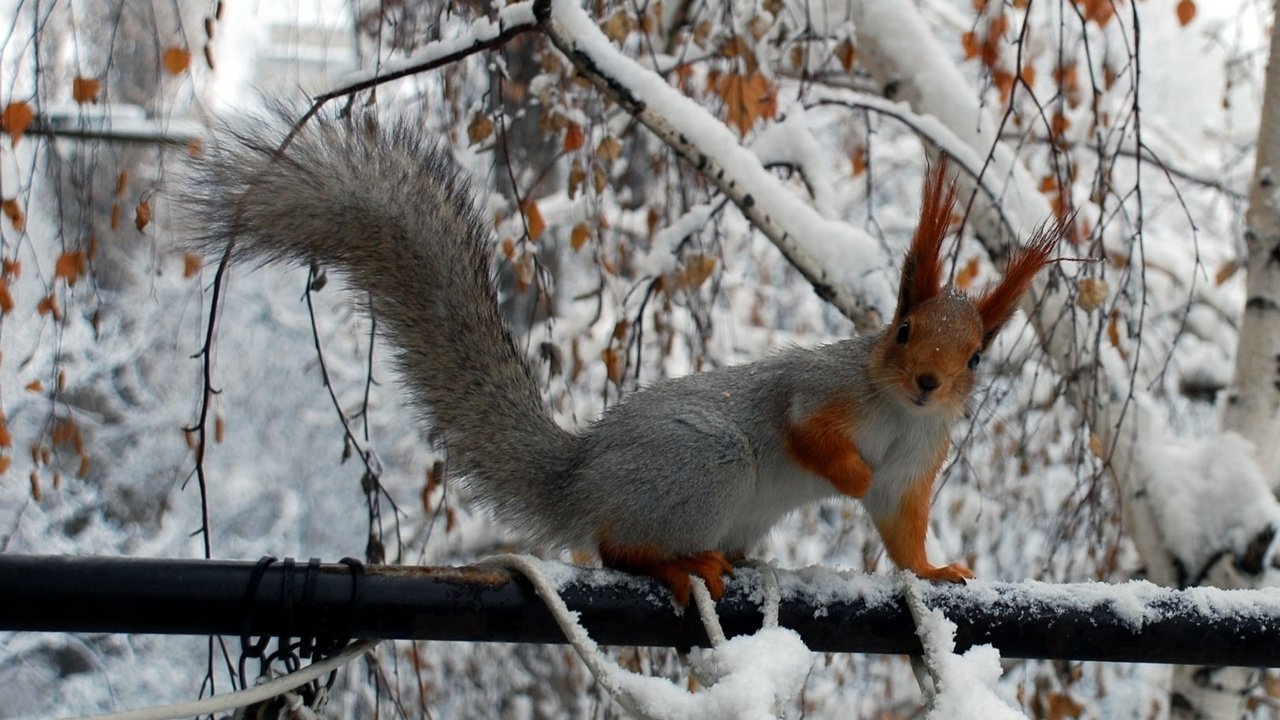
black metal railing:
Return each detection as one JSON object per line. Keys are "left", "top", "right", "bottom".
{"left": 2, "top": 554, "right": 1278, "bottom": 667}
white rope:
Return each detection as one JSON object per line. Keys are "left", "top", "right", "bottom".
{"left": 484, "top": 554, "right": 656, "bottom": 718}
{"left": 902, "top": 574, "right": 940, "bottom": 710}
{"left": 690, "top": 577, "right": 727, "bottom": 647}
{"left": 741, "top": 559, "right": 781, "bottom": 628}
{"left": 487, "top": 554, "right": 749, "bottom": 719}
{"left": 46, "top": 639, "right": 379, "bottom": 720}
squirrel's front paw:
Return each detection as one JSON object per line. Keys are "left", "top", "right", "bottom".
{"left": 915, "top": 562, "right": 974, "bottom": 583}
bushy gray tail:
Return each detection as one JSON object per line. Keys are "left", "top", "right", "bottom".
{"left": 182, "top": 111, "right": 573, "bottom": 541}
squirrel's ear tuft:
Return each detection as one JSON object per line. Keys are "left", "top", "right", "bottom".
{"left": 975, "top": 221, "right": 1064, "bottom": 347}
{"left": 895, "top": 158, "right": 956, "bottom": 322}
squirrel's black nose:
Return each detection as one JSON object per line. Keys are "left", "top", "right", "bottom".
{"left": 916, "top": 374, "right": 940, "bottom": 393}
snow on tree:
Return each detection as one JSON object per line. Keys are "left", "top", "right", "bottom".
{"left": 0, "top": 0, "right": 1277, "bottom": 717}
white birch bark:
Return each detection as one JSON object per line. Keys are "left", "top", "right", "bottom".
{"left": 1223, "top": 0, "right": 1280, "bottom": 491}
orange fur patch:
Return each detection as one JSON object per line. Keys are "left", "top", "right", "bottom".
{"left": 786, "top": 404, "right": 873, "bottom": 498}
{"left": 871, "top": 453, "right": 972, "bottom": 582}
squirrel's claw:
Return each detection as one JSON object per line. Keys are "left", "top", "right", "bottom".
{"left": 914, "top": 562, "right": 974, "bottom": 583}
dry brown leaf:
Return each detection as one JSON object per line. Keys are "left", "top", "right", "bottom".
{"left": 24, "top": 380, "right": 41, "bottom": 393}
{"left": 1051, "top": 111, "right": 1071, "bottom": 138}
{"left": 601, "top": 346, "right": 624, "bottom": 386}
{"left": 1215, "top": 261, "right": 1240, "bottom": 286}
{"left": 1088, "top": 434, "right": 1104, "bottom": 458}
{"left": 116, "top": 170, "right": 129, "bottom": 196}
{"left": 135, "top": 199, "right": 152, "bottom": 232}
{"left": 3, "top": 258, "right": 20, "bottom": 278}
{"left": 834, "top": 39, "right": 857, "bottom": 72}
{"left": 961, "top": 31, "right": 981, "bottom": 60}
{"left": 0, "top": 279, "right": 14, "bottom": 313}
{"left": 851, "top": 146, "right": 867, "bottom": 177}
{"left": 1045, "top": 691, "right": 1085, "bottom": 719}
{"left": 29, "top": 471, "right": 40, "bottom": 502}
{"left": 163, "top": 47, "right": 192, "bottom": 75}
{"left": 680, "top": 254, "right": 717, "bottom": 289}
{"left": 1176, "top": 0, "right": 1196, "bottom": 26}
{"left": 501, "top": 238, "right": 516, "bottom": 259}
{"left": 715, "top": 71, "right": 777, "bottom": 135}
{"left": 215, "top": 414, "right": 225, "bottom": 444}
{"left": 692, "top": 19, "right": 712, "bottom": 48}
{"left": 570, "top": 223, "right": 590, "bottom": 252}
{"left": 520, "top": 200, "right": 545, "bottom": 242}
{"left": 596, "top": 136, "right": 622, "bottom": 162}
{"left": 37, "top": 294, "right": 61, "bottom": 321}
{"left": 514, "top": 251, "right": 535, "bottom": 291}
{"left": 988, "top": 13, "right": 1009, "bottom": 39}
{"left": 1, "top": 102, "right": 34, "bottom": 146}
{"left": 592, "top": 164, "right": 607, "bottom": 195}
{"left": 183, "top": 253, "right": 202, "bottom": 279}
{"left": 0, "top": 422, "right": 10, "bottom": 448}
{"left": 1107, "top": 310, "right": 1125, "bottom": 358}
{"left": 72, "top": 77, "right": 100, "bottom": 104}
{"left": 77, "top": 455, "right": 90, "bottom": 479}
{"left": 110, "top": 203, "right": 121, "bottom": 230}
{"left": 568, "top": 160, "right": 586, "bottom": 199}
{"left": 601, "top": 10, "right": 633, "bottom": 42}
{"left": 563, "top": 122, "right": 585, "bottom": 152}
{"left": 788, "top": 46, "right": 805, "bottom": 73}
{"left": 993, "top": 69, "right": 1014, "bottom": 103}
{"left": 467, "top": 113, "right": 494, "bottom": 146}
{"left": 0, "top": 456, "right": 10, "bottom": 474}
{"left": 955, "top": 257, "right": 980, "bottom": 291}
{"left": 55, "top": 250, "right": 87, "bottom": 286}
{"left": 2, "top": 198, "right": 24, "bottom": 232}
{"left": 1085, "top": 0, "right": 1115, "bottom": 27}
{"left": 1076, "top": 276, "right": 1108, "bottom": 312}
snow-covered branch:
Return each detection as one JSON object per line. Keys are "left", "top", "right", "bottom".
{"left": 535, "top": 0, "right": 891, "bottom": 332}
{"left": 314, "top": 3, "right": 539, "bottom": 106}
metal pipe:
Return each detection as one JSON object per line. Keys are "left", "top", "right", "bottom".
{"left": 2, "top": 555, "right": 1277, "bottom": 667}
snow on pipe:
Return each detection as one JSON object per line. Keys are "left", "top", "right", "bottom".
{"left": 3, "top": 554, "right": 1279, "bottom": 667}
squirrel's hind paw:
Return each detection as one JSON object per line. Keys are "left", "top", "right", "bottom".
{"left": 914, "top": 562, "right": 974, "bottom": 583}
{"left": 601, "top": 546, "right": 735, "bottom": 606}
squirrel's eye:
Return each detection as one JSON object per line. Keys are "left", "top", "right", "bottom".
{"left": 968, "top": 352, "right": 981, "bottom": 370}
{"left": 896, "top": 322, "right": 910, "bottom": 344}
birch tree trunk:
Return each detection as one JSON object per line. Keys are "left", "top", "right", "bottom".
{"left": 1173, "top": 1, "right": 1280, "bottom": 716}
{"left": 1224, "top": 0, "right": 1280, "bottom": 489}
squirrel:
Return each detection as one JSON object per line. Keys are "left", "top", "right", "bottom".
{"left": 182, "top": 111, "right": 1060, "bottom": 606}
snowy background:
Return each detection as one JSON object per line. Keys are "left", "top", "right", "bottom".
{"left": 1, "top": 0, "right": 1279, "bottom": 717}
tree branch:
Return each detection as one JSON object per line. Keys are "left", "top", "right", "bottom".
{"left": 535, "top": 0, "right": 888, "bottom": 332}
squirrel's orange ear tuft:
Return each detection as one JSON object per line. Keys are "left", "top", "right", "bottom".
{"left": 975, "top": 221, "right": 1064, "bottom": 347}
{"left": 895, "top": 158, "right": 957, "bottom": 322}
